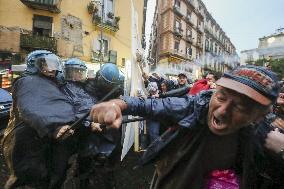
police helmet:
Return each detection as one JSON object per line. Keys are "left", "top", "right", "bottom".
{"left": 85, "top": 63, "right": 121, "bottom": 98}
{"left": 25, "top": 50, "right": 53, "bottom": 74}
{"left": 64, "top": 58, "right": 87, "bottom": 82}
{"left": 34, "top": 53, "right": 62, "bottom": 78}
{"left": 98, "top": 63, "right": 120, "bottom": 84}
{"left": 94, "top": 63, "right": 120, "bottom": 90}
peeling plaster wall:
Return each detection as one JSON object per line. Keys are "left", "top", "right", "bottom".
{"left": 59, "top": 14, "right": 84, "bottom": 57}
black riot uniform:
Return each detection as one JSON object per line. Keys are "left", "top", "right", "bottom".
{"left": 61, "top": 59, "right": 123, "bottom": 188}
{"left": 2, "top": 51, "right": 76, "bottom": 189}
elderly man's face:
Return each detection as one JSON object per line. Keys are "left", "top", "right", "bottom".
{"left": 207, "top": 86, "right": 267, "bottom": 135}
{"left": 178, "top": 75, "right": 187, "bottom": 85}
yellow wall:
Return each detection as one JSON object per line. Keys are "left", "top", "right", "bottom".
{"left": 0, "top": 0, "right": 145, "bottom": 67}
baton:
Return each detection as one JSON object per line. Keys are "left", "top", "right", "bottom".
{"left": 92, "top": 117, "right": 145, "bottom": 130}
{"left": 58, "top": 85, "right": 121, "bottom": 139}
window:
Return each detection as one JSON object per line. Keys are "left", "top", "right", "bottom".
{"left": 196, "top": 52, "right": 200, "bottom": 59}
{"left": 197, "top": 35, "right": 201, "bottom": 44}
{"left": 197, "top": 20, "right": 201, "bottom": 26}
{"left": 175, "top": 0, "right": 181, "bottom": 7}
{"left": 105, "top": 0, "right": 113, "bottom": 20}
{"left": 99, "top": 39, "right": 109, "bottom": 56}
{"left": 205, "top": 39, "right": 209, "bottom": 50}
{"left": 106, "top": 0, "right": 113, "bottom": 13}
{"left": 186, "top": 46, "right": 192, "bottom": 56}
{"left": 174, "top": 40, "right": 180, "bottom": 51}
{"left": 95, "top": 37, "right": 109, "bottom": 58}
{"left": 210, "top": 41, "right": 213, "bottom": 51}
{"left": 33, "top": 15, "right": 53, "bottom": 37}
{"left": 186, "top": 28, "right": 192, "bottom": 37}
{"left": 187, "top": 9, "right": 192, "bottom": 18}
{"left": 98, "top": 0, "right": 114, "bottom": 20}
{"left": 175, "top": 19, "right": 181, "bottom": 29}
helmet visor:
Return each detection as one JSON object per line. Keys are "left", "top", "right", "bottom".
{"left": 65, "top": 67, "right": 87, "bottom": 82}
{"left": 35, "top": 54, "right": 62, "bottom": 72}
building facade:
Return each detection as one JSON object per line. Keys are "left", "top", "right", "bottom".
{"left": 0, "top": 0, "right": 146, "bottom": 77}
{"left": 148, "top": 0, "right": 237, "bottom": 78}
{"left": 241, "top": 28, "right": 284, "bottom": 65}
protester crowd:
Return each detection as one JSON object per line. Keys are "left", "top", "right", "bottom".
{"left": 141, "top": 70, "right": 219, "bottom": 143}
{"left": 1, "top": 49, "right": 284, "bottom": 189}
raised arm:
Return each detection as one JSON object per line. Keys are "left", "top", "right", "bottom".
{"left": 90, "top": 95, "right": 194, "bottom": 129}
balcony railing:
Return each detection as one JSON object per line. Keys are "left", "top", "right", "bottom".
{"left": 170, "top": 49, "right": 192, "bottom": 61}
{"left": 20, "top": 34, "right": 57, "bottom": 52}
{"left": 173, "top": 27, "right": 183, "bottom": 38}
{"left": 173, "top": 5, "right": 183, "bottom": 17}
{"left": 92, "top": 14, "right": 120, "bottom": 32}
{"left": 20, "top": 0, "right": 61, "bottom": 13}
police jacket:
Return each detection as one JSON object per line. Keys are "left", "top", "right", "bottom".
{"left": 60, "top": 81, "right": 97, "bottom": 119}
{"left": 60, "top": 81, "right": 117, "bottom": 157}
{"left": 5, "top": 75, "right": 76, "bottom": 138}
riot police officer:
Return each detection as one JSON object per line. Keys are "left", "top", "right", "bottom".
{"left": 2, "top": 50, "right": 76, "bottom": 189}
{"left": 60, "top": 60, "right": 124, "bottom": 188}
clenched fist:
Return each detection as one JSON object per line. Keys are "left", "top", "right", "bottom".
{"left": 90, "top": 99, "right": 127, "bottom": 129}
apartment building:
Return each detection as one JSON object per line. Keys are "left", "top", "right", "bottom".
{"left": 148, "top": 0, "right": 237, "bottom": 77}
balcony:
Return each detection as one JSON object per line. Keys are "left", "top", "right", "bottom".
{"left": 185, "top": 15, "right": 194, "bottom": 26}
{"left": 20, "top": 34, "right": 57, "bottom": 52}
{"left": 196, "top": 25, "right": 203, "bottom": 33}
{"left": 168, "top": 49, "right": 192, "bottom": 61}
{"left": 185, "top": 35, "right": 193, "bottom": 43}
{"left": 173, "top": 27, "right": 183, "bottom": 38}
{"left": 185, "top": 0, "right": 195, "bottom": 10}
{"left": 204, "top": 25, "right": 211, "bottom": 34}
{"left": 20, "top": 0, "right": 61, "bottom": 13}
{"left": 173, "top": 5, "right": 184, "bottom": 17}
{"left": 195, "top": 42, "right": 203, "bottom": 49}
{"left": 92, "top": 13, "right": 120, "bottom": 33}
{"left": 172, "top": 49, "right": 187, "bottom": 59}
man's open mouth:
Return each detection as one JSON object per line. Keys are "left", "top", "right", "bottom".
{"left": 212, "top": 115, "right": 227, "bottom": 130}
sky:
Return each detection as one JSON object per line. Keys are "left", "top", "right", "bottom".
{"left": 202, "top": 0, "right": 284, "bottom": 53}
{"left": 145, "top": 0, "right": 284, "bottom": 54}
